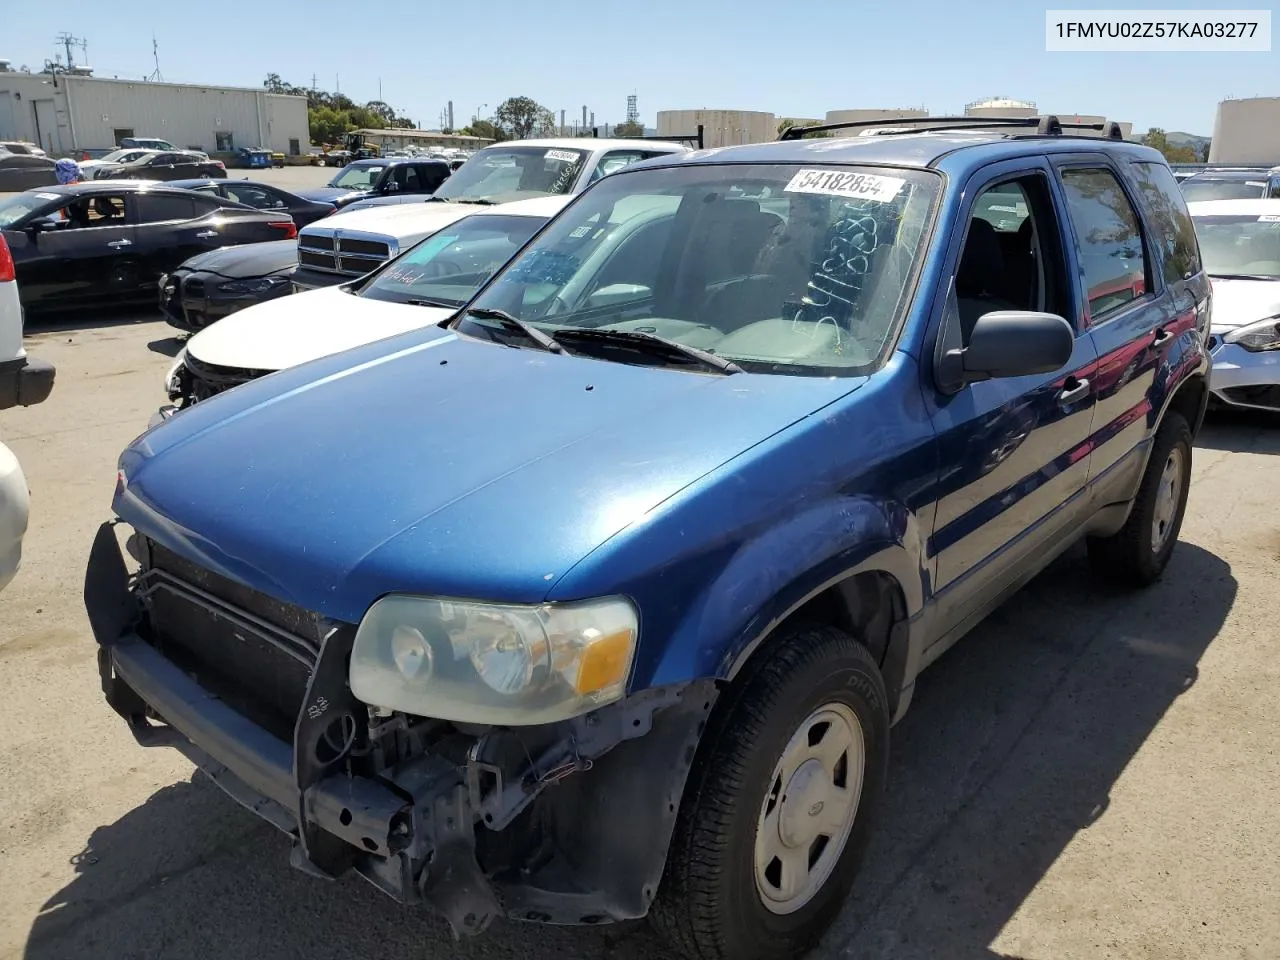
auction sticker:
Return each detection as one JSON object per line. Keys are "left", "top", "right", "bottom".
{"left": 546, "top": 149, "right": 580, "bottom": 163}
{"left": 35, "top": 192, "right": 60, "bottom": 201}
{"left": 1259, "top": 214, "right": 1280, "bottom": 222}
{"left": 784, "top": 169, "right": 905, "bottom": 203}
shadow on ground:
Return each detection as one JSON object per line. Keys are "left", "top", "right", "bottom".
{"left": 145, "top": 336, "right": 186, "bottom": 358}
{"left": 1195, "top": 408, "right": 1280, "bottom": 455}
{"left": 23, "top": 542, "right": 1235, "bottom": 960}
{"left": 21, "top": 306, "right": 162, "bottom": 338}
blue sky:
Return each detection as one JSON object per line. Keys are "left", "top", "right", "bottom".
{"left": 5, "top": 0, "right": 1275, "bottom": 135}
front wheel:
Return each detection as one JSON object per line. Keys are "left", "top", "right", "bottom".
{"left": 651, "top": 623, "right": 889, "bottom": 960}
{"left": 1087, "top": 411, "right": 1192, "bottom": 586}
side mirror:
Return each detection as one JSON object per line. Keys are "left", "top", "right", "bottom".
{"left": 953, "top": 311, "right": 1075, "bottom": 382}
{"left": 27, "top": 216, "right": 61, "bottom": 236}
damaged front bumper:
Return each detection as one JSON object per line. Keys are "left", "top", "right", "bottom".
{"left": 85, "top": 522, "right": 713, "bottom": 934}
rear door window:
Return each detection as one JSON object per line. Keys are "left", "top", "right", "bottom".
{"left": 135, "top": 194, "right": 199, "bottom": 222}
{"left": 1059, "top": 167, "right": 1149, "bottom": 320}
{"left": 1128, "top": 161, "right": 1202, "bottom": 285}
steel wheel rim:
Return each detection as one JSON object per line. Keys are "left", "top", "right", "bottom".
{"left": 753, "top": 701, "right": 865, "bottom": 915}
{"left": 1151, "top": 446, "right": 1185, "bottom": 553}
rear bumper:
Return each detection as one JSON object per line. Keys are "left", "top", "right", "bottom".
{"left": 1208, "top": 340, "right": 1280, "bottom": 412}
{"left": 0, "top": 355, "right": 56, "bottom": 410}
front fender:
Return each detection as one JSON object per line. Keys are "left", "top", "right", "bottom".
{"left": 646, "top": 495, "right": 927, "bottom": 687}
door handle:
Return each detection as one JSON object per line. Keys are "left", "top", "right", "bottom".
{"left": 1152, "top": 328, "right": 1173, "bottom": 346}
{"left": 107, "top": 238, "right": 132, "bottom": 248}
{"left": 1058, "top": 378, "right": 1091, "bottom": 405}
{"left": 195, "top": 230, "right": 218, "bottom": 239}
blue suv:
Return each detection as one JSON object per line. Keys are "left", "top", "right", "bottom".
{"left": 87, "top": 117, "right": 1210, "bottom": 960}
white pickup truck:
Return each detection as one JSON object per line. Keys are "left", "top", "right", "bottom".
{"left": 291, "top": 138, "right": 690, "bottom": 291}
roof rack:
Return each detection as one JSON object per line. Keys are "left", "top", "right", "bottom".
{"left": 778, "top": 115, "right": 1125, "bottom": 142}
{"left": 592, "top": 125, "right": 705, "bottom": 150}
{"left": 1171, "top": 162, "right": 1274, "bottom": 173}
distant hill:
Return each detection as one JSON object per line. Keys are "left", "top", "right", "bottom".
{"left": 1166, "top": 131, "right": 1211, "bottom": 152}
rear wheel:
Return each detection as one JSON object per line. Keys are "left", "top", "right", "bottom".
{"left": 651, "top": 623, "right": 889, "bottom": 960}
{"left": 1087, "top": 411, "right": 1192, "bottom": 586}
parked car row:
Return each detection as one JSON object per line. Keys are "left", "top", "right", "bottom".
{"left": 77, "top": 119, "right": 1224, "bottom": 960}
{"left": 0, "top": 182, "right": 298, "bottom": 313}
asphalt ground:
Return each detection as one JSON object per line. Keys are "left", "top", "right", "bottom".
{"left": 1, "top": 304, "right": 1278, "bottom": 959}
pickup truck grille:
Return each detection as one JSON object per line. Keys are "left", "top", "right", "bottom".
{"left": 140, "top": 542, "right": 333, "bottom": 740}
{"left": 297, "top": 231, "right": 394, "bottom": 277}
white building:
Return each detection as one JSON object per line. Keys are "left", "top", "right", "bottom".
{"left": 657, "top": 109, "right": 776, "bottom": 148}
{"left": 1209, "top": 97, "right": 1280, "bottom": 164}
{"left": 0, "top": 66, "right": 309, "bottom": 156}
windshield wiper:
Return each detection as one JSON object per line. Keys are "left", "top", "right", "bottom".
{"left": 454, "top": 198, "right": 497, "bottom": 205}
{"left": 463, "top": 307, "right": 563, "bottom": 353}
{"left": 1209, "top": 273, "right": 1279, "bottom": 281}
{"left": 551, "top": 328, "right": 742, "bottom": 374}
{"left": 405, "top": 296, "right": 460, "bottom": 308}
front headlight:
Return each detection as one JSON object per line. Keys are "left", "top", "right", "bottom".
{"left": 215, "top": 276, "right": 290, "bottom": 296}
{"left": 1223, "top": 315, "right": 1280, "bottom": 352}
{"left": 164, "top": 348, "right": 187, "bottom": 396}
{"left": 349, "top": 595, "right": 638, "bottom": 725}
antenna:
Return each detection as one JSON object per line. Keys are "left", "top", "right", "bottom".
{"left": 146, "top": 32, "right": 163, "bottom": 82}
{"left": 54, "top": 32, "right": 87, "bottom": 71}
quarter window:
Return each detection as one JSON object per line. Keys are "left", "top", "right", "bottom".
{"left": 1060, "top": 167, "right": 1148, "bottom": 320}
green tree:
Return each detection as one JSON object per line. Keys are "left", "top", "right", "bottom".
{"left": 309, "top": 106, "right": 352, "bottom": 145}
{"left": 459, "top": 119, "right": 508, "bottom": 143}
{"left": 1140, "top": 127, "right": 1198, "bottom": 163}
{"left": 613, "top": 120, "right": 644, "bottom": 138}
{"left": 495, "top": 96, "right": 552, "bottom": 140}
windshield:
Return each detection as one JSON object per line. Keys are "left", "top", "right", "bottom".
{"left": 100, "top": 149, "right": 147, "bottom": 164}
{"left": 359, "top": 214, "right": 549, "bottom": 307}
{"left": 455, "top": 163, "right": 940, "bottom": 376}
{"left": 1181, "top": 178, "right": 1267, "bottom": 203}
{"left": 1192, "top": 214, "right": 1280, "bottom": 279}
{"left": 0, "top": 192, "right": 57, "bottom": 229}
{"left": 328, "top": 164, "right": 385, "bottom": 190}
{"left": 435, "top": 147, "right": 588, "bottom": 203}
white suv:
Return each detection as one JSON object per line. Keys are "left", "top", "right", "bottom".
{"left": 0, "top": 233, "right": 55, "bottom": 591}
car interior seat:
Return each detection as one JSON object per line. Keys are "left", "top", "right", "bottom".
{"left": 956, "top": 217, "right": 1018, "bottom": 340}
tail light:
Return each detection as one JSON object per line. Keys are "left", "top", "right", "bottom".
{"left": 268, "top": 220, "right": 297, "bottom": 239}
{"left": 80, "top": 150, "right": 90, "bottom": 161}
{"left": 214, "top": 160, "right": 225, "bottom": 169}
{"left": 0, "top": 233, "right": 14, "bottom": 283}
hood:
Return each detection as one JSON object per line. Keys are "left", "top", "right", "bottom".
{"left": 117, "top": 333, "right": 858, "bottom": 623}
{"left": 1208, "top": 277, "right": 1280, "bottom": 332}
{"left": 185, "top": 285, "right": 450, "bottom": 371}
{"left": 295, "top": 187, "right": 359, "bottom": 204}
{"left": 302, "top": 202, "right": 478, "bottom": 242}
{"left": 341, "top": 194, "right": 425, "bottom": 211}
{"left": 179, "top": 239, "right": 299, "bottom": 278}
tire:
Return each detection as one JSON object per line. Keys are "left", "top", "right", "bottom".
{"left": 651, "top": 623, "right": 889, "bottom": 960}
{"left": 1087, "top": 411, "right": 1192, "bottom": 586}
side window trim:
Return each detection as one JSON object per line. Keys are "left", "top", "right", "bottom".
{"left": 1051, "top": 156, "right": 1156, "bottom": 329}
{"left": 930, "top": 158, "right": 1078, "bottom": 367}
